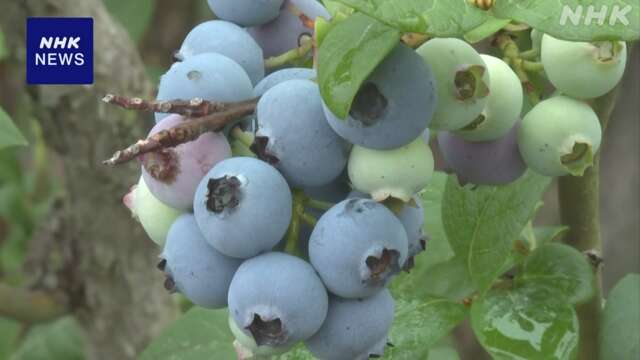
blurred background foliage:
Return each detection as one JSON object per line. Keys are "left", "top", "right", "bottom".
{"left": 0, "top": 0, "right": 637, "bottom": 359}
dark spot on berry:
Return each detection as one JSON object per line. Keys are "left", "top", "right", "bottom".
{"left": 366, "top": 248, "right": 401, "bottom": 281}
{"left": 164, "top": 276, "right": 176, "bottom": 293}
{"left": 206, "top": 175, "right": 242, "bottom": 213}
{"left": 157, "top": 259, "right": 167, "bottom": 271}
{"left": 350, "top": 82, "right": 388, "bottom": 126}
{"left": 250, "top": 136, "right": 280, "bottom": 165}
{"left": 247, "top": 314, "right": 286, "bottom": 347}
{"left": 142, "top": 148, "right": 180, "bottom": 184}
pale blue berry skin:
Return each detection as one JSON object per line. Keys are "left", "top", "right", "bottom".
{"left": 253, "top": 68, "right": 316, "bottom": 97}
{"left": 154, "top": 53, "right": 254, "bottom": 122}
{"left": 161, "top": 214, "right": 242, "bottom": 308}
{"left": 305, "top": 289, "right": 395, "bottom": 360}
{"left": 194, "top": 157, "right": 292, "bottom": 259}
{"left": 256, "top": 80, "right": 349, "bottom": 188}
{"left": 322, "top": 44, "right": 437, "bottom": 150}
{"left": 348, "top": 191, "right": 425, "bottom": 261}
{"left": 207, "top": 0, "right": 284, "bottom": 27}
{"left": 397, "top": 200, "right": 426, "bottom": 259}
{"left": 438, "top": 121, "right": 527, "bottom": 185}
{"left": 176, "top": 20, "right": 265, "bottom": 85}
{"left": 228, "top": 252, "right": 329, "bottom": 348}
{"left": 309, "top": 198, "right": 408, "bottom": 298}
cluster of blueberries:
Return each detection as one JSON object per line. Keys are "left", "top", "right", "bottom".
{"left": 123, "top": 1, "right": 629, "bottom": 358}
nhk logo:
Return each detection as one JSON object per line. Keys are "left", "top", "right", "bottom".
{"left": 559, "top": 5, "right": 633, "bottom": 26}
{"left": 26, "top": 17, "right": 93, "bottom": 84}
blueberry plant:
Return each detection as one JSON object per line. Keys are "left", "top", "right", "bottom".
{"left": 1, "top": 0, "right": 638, "bottom": 359}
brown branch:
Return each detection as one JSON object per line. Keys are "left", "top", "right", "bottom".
{"left": 102, "top": 94, "right": 256, "bottom": 118}
{"left": 103, "top": 98, "right": 259, "bottom": 165}
{"left": 0, "top": 283, "right": 69, "bottom": 323}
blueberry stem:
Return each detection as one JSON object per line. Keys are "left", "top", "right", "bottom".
{"left": 299, "top": 212, "right": 318, "bottom": 227}
{"left": 519, "top": 49, "right": 539, "bottom": 60}
{"left": 494, "top": 32, "right": 541, "bottom": 105}
{"left": 305, "top": 198, "right": 334, "bottom": 211}
{"left": 284, "top": 190, "right": 306, "bottom": 256}
{"left": 230, "top": 126, "right": 255, "bottom": 149}
{"left": 264, "top": 36, "right": 313, "bottom": 70}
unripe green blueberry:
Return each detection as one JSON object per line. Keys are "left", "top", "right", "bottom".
{"left": 417, "top": 38, "right": 490, "bottom": 131}
{"left": 123, "top": 177, "right": 182, "bottom": 246}
{"left": 541, "top": 35, "right": 627, "bottom": 99}
{"left": 455, "top": 55, "right": 523, "bottom": 142}
{"left": 518, "top": 96, "right": 602, "bottom": 177}
{"left": 348, "top": 137, "right": 434, "bottom": 202}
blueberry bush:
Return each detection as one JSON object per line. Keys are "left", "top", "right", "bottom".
{"left": 0, "top": 0, "right": 639, "bottom": 359}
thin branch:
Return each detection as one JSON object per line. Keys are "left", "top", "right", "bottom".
{"left": 0, "top": 283, "right": 69, "bottom": 323}
{"left": 265, "top": 36, "right": 313, "bottom": 70}
{"left": 103, "top": 98, "right": 258, "bottom": 165}
{"left": 102, "top": 94, "right": 256, "bottom": 118}
{"left": 494, "top": 32, "right": 541, "bottom": 105}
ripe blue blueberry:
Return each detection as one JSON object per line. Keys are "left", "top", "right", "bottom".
{"left": 193, "top": 157, "right": 292, "bottom": 259}
{"left": 176, "top": 20, "right": 265, "bottom": 85}
{"left": 159, "top": 214, "right": 242, "bottom": 308}
{"left": 322, "top": 44, "right": 437, "bottom": 150}
{"left": 253, "top": 67, "right": 316, "bottom": 97}
{"left": 305, "top": 289, "right": 395, "bottom": 360}
{"left": 207, "top": 0, "right": 284, "bottom": 27}
{"left": 154, "top": 53, "right": 254, "bottom": 122}
{"left": 228, "top": 252, "right": 328, "bottom": 348}
{"left": 309, "top": 198, "right": 408, "bottom": 298}
{"left": 254, "top": 79, "right": 349, "bottom": 188}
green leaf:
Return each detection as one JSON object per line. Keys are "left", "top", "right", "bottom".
{"left": 427, "top": 345, "right": 460, "bottom": 360}
{"left": 464, "top": 17, "right": 511, "bottom": 43}
{"left": 318, "top": 13, "right": 400, "bottom": 119}
{"left": 600, "top": 274, "right": 640, "bottom": 360}
{"left": 139, "top": 307, "right": 236, "bottom": 360}
{"left": 274, "top": 343, "right": 315, "bottom": 359}
{"left": 471, "top": 285, "right": 579, "bottom": 360}
{"left": 104, "top": 0, "right": 155, "bottom": 42}
{"left": 517, "top": 243, "right": 594, "bottom": 304}
{"left": 493, "top": 0, "right": 640, "bottom": 41}
{"left": 391, "top": 172, "right": 476, "bottom": 301}
{"left": 11, "top": 317, "right": 85, "bottom": 360}
{"left": 530, "top": 226, "right": 570, "bottom": 249}
{"left": 0, "top": 107, "right": 28, "bottom": 149}
{"left": 335, "top": 0, "right": 489, "bottom": 36}
{"left": 442, "top": 172, "right": 551, "bottom": 292}
{"left": 386, "top": 298, "right": 468, "bottom": 358}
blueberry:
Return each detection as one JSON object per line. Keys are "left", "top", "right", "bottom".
{"left": 518, "top": 96, "right": 602, "bottom": 177}
{"left": 541, "top": 35, "right": 627, "bottom": 99}
{"left": 439, "top": 121, "right": 527, "bottom": 185}
{"left": 454, "top": 55, "right": 523, "bottom": 142}
{"left": 193, "top": 157, "right": 292, "bottom": 258}
{"left": 255, "top": 79, "right": 349, "bottom": 188}
{"left": 123, "top": 176, "right": 182, "bottom": 247}
{"left": 309, "top": 198, "right": 408, "bottom": 298}
{"left": 154, "top": 53, "right": 254, "bottom": 122}
{"left": 141, "top": 114, "right": 232, "bottom": 210}
{"left": 248, "top": 0, "right": 330, "bottom": 58}
{"left": 347, "top": 191, "right": 426, "bottom": 269}
{"left": 253, "top": 67, "right": 316, "bottom": 97}
{"left": 159, "top": 214, "right": 242, "bottom": 308}
{"left": 322, "top": 44, "right": 437, "bottom": 150}
{"left": 228, "top": 252, "right": 328, "bottom": 348}
{"left": 305, "top": 289, "right": 395, "bottom": 360}
{"left": 348, "top": 136, "right": 434, "bottom": 202}
{"left": 207, "top": 0, "right": 284, "bottom": 27}
{"left": 417, "top": 38, "right": 490, "bottom": 131}
{"left": 176, "top": 20, "right": 265, "bottom": 85}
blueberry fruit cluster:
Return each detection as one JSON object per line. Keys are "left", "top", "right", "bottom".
{"left": 123, "top": 1, "right": 628, "bottom": 358}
